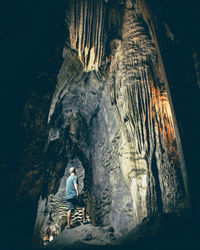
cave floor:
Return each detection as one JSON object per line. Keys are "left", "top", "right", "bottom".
{"left": 43, "top": 213, "right": 200, "bottom": 250}
{"left": 46, "top": 223, "right": 118, "bottom": 249}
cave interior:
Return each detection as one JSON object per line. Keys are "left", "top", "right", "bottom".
{"left": 1, "top": 0, "right": 200, "bottom": 250}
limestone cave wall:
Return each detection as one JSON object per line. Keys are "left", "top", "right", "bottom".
{"left": 2, "top": 0, "right": 200, "bottom": 249}
{"left": 31, "top": 0, "right": 192, "bottom": 246}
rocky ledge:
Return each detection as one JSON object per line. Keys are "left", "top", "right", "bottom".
{"left": 40, "top": 213, "right": 199, "bottom": 250}
{"left": 45, "top": 224, "right": 117, "bottom": 249}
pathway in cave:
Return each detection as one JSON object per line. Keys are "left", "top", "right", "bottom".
{"left": 46, "top": 224, "right": 118, "bottom": 249}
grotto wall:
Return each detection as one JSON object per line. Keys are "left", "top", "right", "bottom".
{"left": 1, "top": 1, "right": 68, "bottom": 249}
{"left": 137, "top": 0, "right": 200, "bottom": 222}
{"left": 32, "top": 0, "right": 192, "bottom": 246}
{"left": 3, "top": 0, "right": 200, "bottom": 249}
{"left": 109, "top": 0, "right": 190, "bottom": 218}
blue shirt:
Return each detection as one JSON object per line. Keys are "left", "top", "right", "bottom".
{"left": 66, "top": 175, "right": 78, "bottom": 199}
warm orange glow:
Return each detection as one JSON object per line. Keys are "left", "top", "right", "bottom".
{"left": 148, "top": 69, "right": 178, "bottom": 158}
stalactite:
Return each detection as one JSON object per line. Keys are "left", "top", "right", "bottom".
{"left": 33, "top": 0, "right": 191, "bottom": 243}
{"left": 108, "top": 2, "right": 187, "bottom": 217}
{"left": 70, "top": 0, "right": 106, "bottom": 71}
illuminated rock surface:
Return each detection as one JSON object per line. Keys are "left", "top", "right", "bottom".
{"left": 1, "top": 0, "right": 200, "bottom": 250}
{"left": 33, "top": 0, "right": 190, "bottom": 247}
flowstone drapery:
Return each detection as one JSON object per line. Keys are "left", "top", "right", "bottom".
{"left": 32, "top": 1, "right": 190, "bottom": 246}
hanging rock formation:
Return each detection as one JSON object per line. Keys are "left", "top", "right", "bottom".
{"left": 30, "top": 0, "right": 192, "bottom": 247}
{"left": 107, "top": 1, "right": 187, "bottom": 217}
{"left": 5, "top": 0, "right": 200, "bottom": 250}
{"left": 70, "top": 0, "right": 106, "bottom": 71}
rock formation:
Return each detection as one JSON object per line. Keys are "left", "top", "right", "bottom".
{"left": 70, "top": 0, "right": 106, "bottom": 71}
{"left": 2, "top": 0, "right": 200, "bottom": 250}
{"left": 31, "top": 0, "right": 191, "bottom": 247}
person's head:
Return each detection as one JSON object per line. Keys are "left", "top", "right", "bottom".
{"left": 69, "top": 167, "right": 76, "bottom": 175}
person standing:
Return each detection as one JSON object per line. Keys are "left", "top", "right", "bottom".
{"left": 66, "top": 167, "right": 87, "bottom": 229}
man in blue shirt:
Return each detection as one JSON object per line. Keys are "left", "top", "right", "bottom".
{"left": 66, "top": 167, "right": 87, "bottom": 228}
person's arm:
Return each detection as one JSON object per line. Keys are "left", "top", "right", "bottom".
{"left": 74, "top": 177, "right": 79, "bottom": 197}
{"left": 74, "top": 183, "right": 79, "bottom": 197}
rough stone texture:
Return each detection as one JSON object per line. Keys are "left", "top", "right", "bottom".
{"left": 15, "top": 90, "right": 54, "bottom": 203}
{"left": 46, "top": 224, "right": 117, "bottom": 249}
{"left": 137, "top": 0, "right": 200, "bottom": 224}
{"left": 36, "top": 214, "right": 199, "bottom": 250}
{"left": 89, "top": 83, "right": 136, "bottom": 233}
{"left": 3, "top": 1, "right": 199, "bottom": 250}
{"left": 33, "top": 158, "right": 90, "bottom": 247}
{"left": 32, "top": 0, "right": 191, "bottom": 247}
{"left": 119, "top": 213, "right": 199, "bottom": 250}
{"left": 69, "top": 0, "right": 106, "bottom": 71}
{"left": 107, "top": 1, "right": 188, "bottom": 216}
